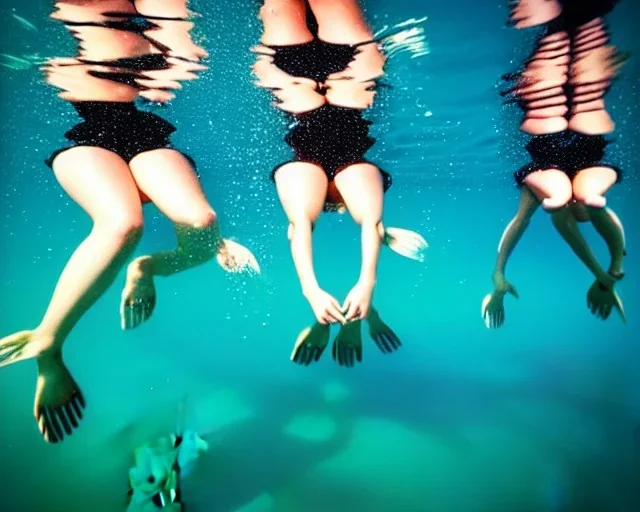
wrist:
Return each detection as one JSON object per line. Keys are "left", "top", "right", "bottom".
{"left": 302, "top": 281, "right": 320, "bottom": 298}
{"left": 358, "top": 275, "right": 376, "bottom": 289}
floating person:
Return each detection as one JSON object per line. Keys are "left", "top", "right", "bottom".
{"left": 482, "top": 0, "right": 627, "bottom": 328}
{"left": 291, "top": 306, "right": 402, "bottom": 367}
{"left": 252, "top": 0, "right": 427, "bottom": 326}
{"left": 0, "top": 0, "right": 258, "bottom": 444}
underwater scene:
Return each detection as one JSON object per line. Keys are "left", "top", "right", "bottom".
{"left": 0, "top": 0, "right": 639, "bottom": 511}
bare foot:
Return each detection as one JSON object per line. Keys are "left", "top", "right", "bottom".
{"left": 120, "top": 257, "right": 156, "bottom": 330}
{"left": 383, "top": 227, "right": 428, "bottom": 262}
{"left": 216, "top": 239, "right": 260, "bottom": 274}
{"left": 332, "top": 320, "right": 363, "bottom": 368}
{"left": 34, "top": 351, "right": 85, "bottom": 443}
{"left": 0, "top": 330, "right": 49, "bottom": 368}
{"left": 290, "top": 322, "right": 330, "bottom": 366}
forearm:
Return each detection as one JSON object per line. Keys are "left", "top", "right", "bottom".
{"left": 552, "top": 208, "right": 611, "bottom": 284}
{"left": 289, "top": 221, "right": 320, "bottom": 295}
{"left": 359, "top": 221, "right": 381, "bottom": 286}
{"left": 494, "top": 188, "right": 539, "bottom": 280}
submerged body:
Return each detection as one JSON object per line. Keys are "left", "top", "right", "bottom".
{"left": 0, "top": 0, "right": 258, "bottom": 444}
{"left": 482, "top": 0, "right": 627, "bottom": 328}
{"left": 253, "top": 0, "right": 426, "bottom": 342}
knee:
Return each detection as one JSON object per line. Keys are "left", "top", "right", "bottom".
{"left": 96, "top": 212, "right": 144, "bottom": 245}
{"left": 573, "top": 190, "right": 607, "bottom": 209}
{"left": 541, "top": 192, "right": 572, "bottom": 212}
{"left": 352, "top": 209, "right": 382, "bottom": 229}
{"left": 287, "top": 217, "right": 315, "bottom": 240}
{"left": 181, "top": 209, "right": 217, "bottom": 231}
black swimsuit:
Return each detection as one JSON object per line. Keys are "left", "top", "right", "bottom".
{"left": 504, "top": 0, "right": 622, "bottom": 186}
{"left": 514, "top": 131, "right": 621, "bottom": 185}
{"left": 259, "top": 39, "right": 391, "bottom": 206}
{"left": 45, "top": 101, "right": 181, "bottom": 168}
{"left": 47, "top": 13, "right": 196, "bottom": 171}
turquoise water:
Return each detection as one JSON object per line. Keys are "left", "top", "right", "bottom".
{"left": 1, "top": 1, "right": 639, "bottom": 511}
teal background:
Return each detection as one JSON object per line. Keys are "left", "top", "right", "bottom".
{"left": 0, "top": 1, "right": 639, "bottom": 511}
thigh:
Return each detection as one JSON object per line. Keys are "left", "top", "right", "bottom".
{"left": 572, "top": 166, "right": 618, "bottom": 198}
{"left": 308, "top": 0, "right": 374, "bottom": 44}
{"left": 52, "top": 146, "right": 143, "bottom": 223}
{"left": 333, "top": 163, "right": 383, "bottom": 224}
{"left": 274, "top": 162, "right": 328, "bottom": 223}
{"left": 129, "top": 148, "right": 212, "bottom": 224}
{"left": 523, "top": 168, "right": 573, "bottom": 202}
{"left": 260, "top": 0, "right": 314, "bottom": 45}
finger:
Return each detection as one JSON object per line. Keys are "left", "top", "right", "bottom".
{"left": 332, "top": 339, "right": 339, "bottom": 363}
{"left": 45, "top": 408, "right": 63, "bottom": 443}
{"left": 373, "top": 336, "right": 385, "bottom": 353}
{"left": 345, "top": 302, "right": 360, "bottom": 322}
{"left": 613, "top": 294, "right": 627, "bottom": 323}
{"left": 64, "top": 402, "right": 79, "bottom": 428}
{"left": 305, "top": 347, "right": 318, "bottom": 366}
{"left": 347, "top": 348, "right": 354, "bottom": 367}
{"left": 290, "top": 344, "right": 302, "bottom": 363}
{"left": 74, "top": 388, "right": 86, "bottom": 409}
{"left": 355, "top": 343, "right": 363, "bottom": 362}
{"left": 341, "top": 297, "right": 352, "bottom": 315}
{"left": 386, "top": 330, "right": 402, "bottom": 349}
{"left": 317, "top": 314, "right": 330, "bottom": 325}
{"left": 327, "top": 303, "right": 347, "bottom": 325}
{"left": 70, "top": 396, "right": 85, "bottom": 421}
{"left": 340, "top": 342, "right": 348, "bottom": 367}
{"left": 343, "top": 347, "right": 351, "bottom": 367}
{"left": 299, "top": 346, "right": 310, "bottom": 366}
{"left": 377, "top": 334, "right": 391, "bottom": 353}
{"left": 54, "top": 406, "right": 73, "bottom": 437}
{"left": 381, "top": 333, "right": 398, "bottom": 352}
{"left": 38, "top": 414, "right": 53, "bottom": 443}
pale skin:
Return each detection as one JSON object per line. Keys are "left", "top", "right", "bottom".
{"left": 483, "top": 12, "right": 627, "bottom": 328}
{"left": 0, "top": 0, "right": 256, "bottom": 443}
{"left": 259, "top": 0, "right": 389, "bottom": 324}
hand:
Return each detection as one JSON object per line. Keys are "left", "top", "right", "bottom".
{"left": 290, "top": 322, "right": 330, "bottom": 365}
{"left": 367, "top": 308, "right": 402, "bottom": 354}
{"left": 332, "top": 320, "right": 363, "bottom": 368}
{"left": 342, "top": 280, "right": 375, "bottom": 321}
{"left": 587, "top": 280, "right": 626, "bottom": 323}
{"left": 482, "top": 274, "right": 519, "bottom": 329}
{"left": 304, "top": 287, "right": 347, "bottom": 325}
